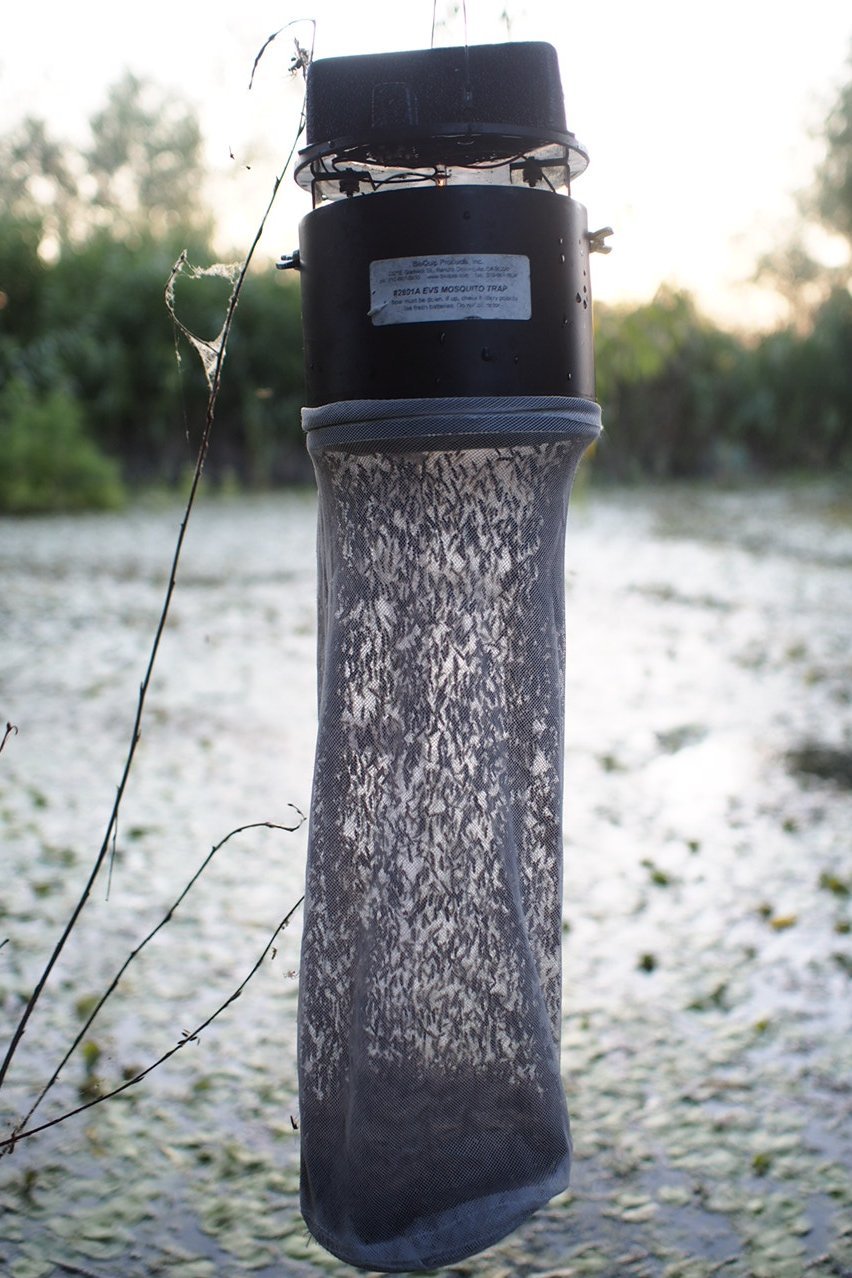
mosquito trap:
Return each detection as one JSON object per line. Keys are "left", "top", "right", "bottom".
{"left": 282, "top": 40, "right": 607, "bottom": 1272}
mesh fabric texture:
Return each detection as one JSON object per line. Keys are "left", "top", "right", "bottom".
{"left": 299, "top": 397, "right": 601, "bottom": 1271}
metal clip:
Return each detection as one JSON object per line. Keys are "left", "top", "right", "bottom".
{"left": 521, "top": 158, "right": 544, "bottom": 188}
{"left": 338, "top": 170, "right": 363, "bottom": 198}
{"left": 587, "top": 227, "right": 614, "bottom": 255}
{"left": 276, "top": 250, "right": 301, "bottom": 272}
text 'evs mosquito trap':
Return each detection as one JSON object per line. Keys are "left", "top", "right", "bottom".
{"left": 282, "top": 39, "right": 607, "bottom": 1272}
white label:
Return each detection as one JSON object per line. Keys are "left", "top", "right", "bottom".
{"left": 369, "top": 254, "right": 531, "bottom": 326}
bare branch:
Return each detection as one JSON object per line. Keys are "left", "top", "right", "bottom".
{"left": 1, "top": 893, "right": 304, "bottom": 1153}
{"left": 0, "top": 79, "right": 309, "bottom": 1096}
{"left": 13, "top": 813, "right": 304, "bottom": 1137}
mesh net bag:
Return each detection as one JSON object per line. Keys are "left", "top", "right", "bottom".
{"left": 298, "top": 397, "right": 601, "bottom": 1271}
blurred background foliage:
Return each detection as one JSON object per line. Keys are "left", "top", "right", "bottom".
{"left": 0, "top": 61, "right": 850, "bottom": 511}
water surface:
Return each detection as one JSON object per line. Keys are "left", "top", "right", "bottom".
{"left": 1, "top": 479, "right": 850, "bottom": 1277}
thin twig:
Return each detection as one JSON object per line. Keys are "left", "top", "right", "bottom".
{"left": 13, "top": 814, "right": 304, "bottom": 1138}
{"left": 0, "top": 61, "right": 310, "bottom": 1098}
{"left": 0, "top": 893, "right": 304, "bottom": 1152}
{"left": 248, "top": 18, "right": 315, "bottom": 90}
{"left": 0, "top": 723, "right": 18, "bottom": 755}
{"left": 106, "top": 804, "right": 118, "bottom": 901}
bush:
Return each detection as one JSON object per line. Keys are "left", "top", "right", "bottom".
{"left": 0, "top": 378, "right": 125, "bottom": 513}
{"left": 594, "top": 290, "right": 743, "bottom": 480}
{"left": 593, "top": 287, "right": 852, "bottom": 479}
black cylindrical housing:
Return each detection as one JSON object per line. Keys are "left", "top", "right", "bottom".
{"left": 298, "top": 183, "right": 594, "bottom": 406}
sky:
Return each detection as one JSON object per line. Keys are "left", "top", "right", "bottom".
{"left": 1, "top": 0, "right": 850, "bottom": 330}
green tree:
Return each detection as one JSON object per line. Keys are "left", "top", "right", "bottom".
{"left": 0, "top": 74, "right": 211, "bottom": 254}
{"left": 594, "top": 290, "right": 742, "bottom": 479}
{"left": 0, "top": 117, "right": 78, "bottom": 251}
{"left": 814, "top": 48, "right": 852, "bottom": 253}
{"left": 84, "top": 73, "right": 212, "bottom": 242}
{"left": 36, "top": 232, "right": 190, "bottom": 477}
{"left": 735, "top": 288, "right": 852, "bottom": 470}
{"left": 0, "top": 215, "right": 46, "bottom": 345}
{"left": 759, "top": 45, "right": 852, "bottom": 317}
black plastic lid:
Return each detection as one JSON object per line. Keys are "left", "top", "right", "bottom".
{"left": 299, "top": 42, "right": 587, "bottom": 173}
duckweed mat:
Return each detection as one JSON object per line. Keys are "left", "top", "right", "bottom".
{"left": 1, "top": 482, "right": 850, "bottom": 1277}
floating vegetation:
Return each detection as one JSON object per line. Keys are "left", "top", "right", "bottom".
{"left": 655, "top": 724, "right": 708, "bottom": 754}
{"left": 2, "top": 481, "right": 851, "bottom": 1276}
{"left": 786, "top": 743, "right": 852, "bottom": 790}
{"left": 819, "top": 871, "right": 851, "bottom": 898}
{"left": 687, "top": 981, "right": 731, "bottom": 1012}
{"left": 768, "top": 913, "right": 798, "bottom": 932}
{"left": 641, "top": 858, "right": 674, "bottom": 887}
